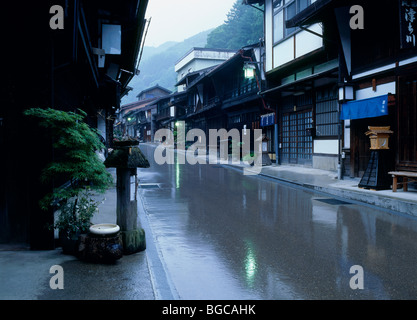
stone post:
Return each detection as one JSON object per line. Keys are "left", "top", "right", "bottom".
{"left": 104, "top": 140, "right": 149, "bottom": 254}
{"left": 116, "top": 167, "right": 145, "bottom": 254}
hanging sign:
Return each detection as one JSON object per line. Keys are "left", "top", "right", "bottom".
{"left": 400, "top": 0, "right": 417, "bottom": 49}
{"left": 260, "top": 113, "right": 275, "bottom": 127}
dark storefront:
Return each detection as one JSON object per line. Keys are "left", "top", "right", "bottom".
{"left": 1, "top": 0, "right": 149, "bottom": 248}
{"left": 397, "top": 73, "right": 417, "bottom": 172}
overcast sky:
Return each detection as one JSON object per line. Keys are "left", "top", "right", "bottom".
{"left": 143, "top": 0, "right": 237, "bottom": 47}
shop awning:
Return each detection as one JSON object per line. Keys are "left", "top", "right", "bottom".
{"left": 340, "top": 94, "right": 388, "bottom": 120}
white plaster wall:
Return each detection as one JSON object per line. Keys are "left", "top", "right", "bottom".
{"left": 175, "top": 51, "right": 195, "bottom": 72}
{"left": 273, "top": 37, "right": 294, "bottom": 68}
{"left": 175, "top": 49, "right": 235, "bottom": 72}
{"left": 314, "top": 139, "right": 339, "bottom": 155}
{"left": 265, "top": 0, "right": 273, "bottom": 72}
{"left": 295, "top": 24, "right": 323, "bottom": 58}
{"left": 176, "top": 60, "right": 217, "bottom": 81}
{"left": 355, "top": 82, "right": 396, "bottom": 100}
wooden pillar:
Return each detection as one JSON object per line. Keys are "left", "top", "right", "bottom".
{"left": 392, "top": 175, "right": 397, "bottom": 192}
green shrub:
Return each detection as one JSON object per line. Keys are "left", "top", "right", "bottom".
{"left": 24, "top": 108, "right": 113, "bottom": 235}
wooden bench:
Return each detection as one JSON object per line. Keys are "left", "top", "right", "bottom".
{"left": 388, "top": 171, "right": 417, "bottom": 192}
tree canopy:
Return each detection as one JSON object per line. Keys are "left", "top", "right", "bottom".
{"left": 206, "top": 1, "right": 263, "bottom": 50}
{"left": 23, "top": 108, "right": 113, "bottom": 209}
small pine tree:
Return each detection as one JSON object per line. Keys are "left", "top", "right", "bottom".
{"left": 24, "top": 108, "right": 113, "bottom": 233}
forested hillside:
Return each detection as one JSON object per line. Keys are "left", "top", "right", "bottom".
{"left": 206, "top": 1, "right": 263, "bottom": 50}
{"left": 122, "top": 1, "right": 263, "bottom": 105}
{"left": 122, "top": 30, "right": 211, "bottom": 104}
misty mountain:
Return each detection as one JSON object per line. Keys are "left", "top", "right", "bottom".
{"left": 121, "top": 1, "right": 263, "bottom": 106}
{"left": 121, "top": 29, "right": 213, "bottom": 105}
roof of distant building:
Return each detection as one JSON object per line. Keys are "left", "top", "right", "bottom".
{"left": 136, "top": 84, "right": 172, "bottom": 99}
{"left": 175, "top": 47, "right": 237, "bottom": 67}
{"left": 175, "top": 65, "right": 217, "bottom": 87}
{"left": 121, "top": 97, "right": 156, "bottom": 113}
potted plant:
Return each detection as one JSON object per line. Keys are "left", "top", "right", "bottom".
{"left": 24, "top": 108, "right": 113, "bottom": 254}
{"left": 54, "top": 189, "right": 101, "bottom": 254}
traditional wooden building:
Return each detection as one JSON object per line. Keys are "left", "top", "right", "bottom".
{"left": 245, "top": 0, "right": 341, "bottom": 171}
{"left": 208, "top": 45, "right": 273, "bottom": 157}
{"left": 243, "top": 0, "right": 417, "bottom": 183}
{"left": 119, "top": 98, "right": 154, "bottom": 137}
{"left": 175, "top": 48, "right": 237, "bottom": 92}
{"left": 286, "top": 0, "right": 417, "bottom": 178}
{"left": 153, "top": 91, "right": 188, "bottom": 142}
{"left": 118, "top": 85, "right": 171, "bottom": 139}
{"left": 136, "top": 85, "right": 172, "bottom": 101}
{"left": 0, "top": 0, "right": 149, "bottom": 248}
{"left": 137, "top": 103, "right": 158, "bottom": 142}
{"left": 170, "top": 44, "right": 269, "bottom": 158}
{"left": 173, "top": 47, "right": 240, "bottom": 141}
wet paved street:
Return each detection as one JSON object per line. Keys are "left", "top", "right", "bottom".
{"left": 137, "top": 144, "right": 417, "bottom": 299}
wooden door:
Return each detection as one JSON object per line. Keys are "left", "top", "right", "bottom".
{"left": 282, "top": 109, "right": 313, "bottom": 164}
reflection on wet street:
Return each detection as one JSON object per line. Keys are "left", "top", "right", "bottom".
{"left": 137, "top": 144, "right": 417, "bottom": 299}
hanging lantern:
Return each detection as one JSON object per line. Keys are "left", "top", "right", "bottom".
{"left": 243, "top": 64, "right": 256, "bottom": 79}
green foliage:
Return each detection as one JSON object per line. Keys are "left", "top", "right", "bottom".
{"left": 23, "top": 108, "right": 113, "bottom": 212}
{"left": 53, "top": 189, "right": 100, "bottom": 238}
{"left": 113, "top": 128, "right": 123, "bottom": 140}
{"left": 206, "top": 1, "right": 264, "bottom": 50}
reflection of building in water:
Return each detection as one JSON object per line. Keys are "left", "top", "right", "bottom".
{"left": 155, "top": 151, "right": 417, "bottom": 298}
{"left": 336, "top": 204, "right": 417, "bottom": 299}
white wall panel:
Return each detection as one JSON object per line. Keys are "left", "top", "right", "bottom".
{"left": 295, "top": 23, "right": 323, "bottom": 58}
{"left": 314, "top": 139, "right": 339, "bottom": 155}
{"left": 265, "top": 0, "right": 273, "bottom": 72}
{"left": 355, "top": 82, "right": 396, "bottom": 100}
{"left": 273, "top": 37, "right": 294, "bottom": 68}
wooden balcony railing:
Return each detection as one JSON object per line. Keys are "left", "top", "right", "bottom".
{"left": 223, "top": 80, "right": 258, "bottom": 101}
